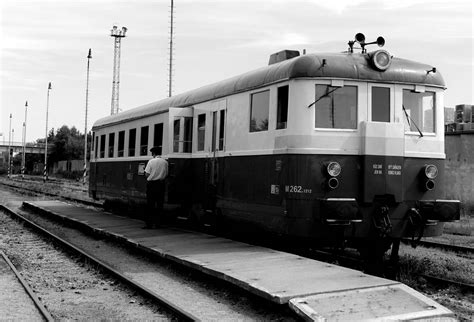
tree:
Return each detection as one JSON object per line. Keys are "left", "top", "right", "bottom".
{"left": 48, "top": 125, "right": 87, "bottom": 164}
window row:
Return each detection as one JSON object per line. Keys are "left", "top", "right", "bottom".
{"left": 93, "top": 123, "right": 163, "bottom": 159}
{"left": 312, "top": 85, "right": 435, "bottom": 132}
{"left": 92, "top": 108, "right": 227, "bottom": 159}
{"left": 249, "top": 84, "right": 436, "bottom": 133}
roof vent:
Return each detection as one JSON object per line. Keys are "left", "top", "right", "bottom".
{"left": 268, "top": 50, "right": 300, "bottom": 65}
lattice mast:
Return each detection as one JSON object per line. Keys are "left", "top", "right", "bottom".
{"left": 168, "top": 0, "right": 174, "bottom": 97}
{"left": 110, "top": 26, "right": 127, "bottom": 115}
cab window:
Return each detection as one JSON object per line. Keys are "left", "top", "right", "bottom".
{"left": 372, "top": 87, "right": 390, "bottom": 122}
{"left": 403, "top": 90, "right": 435, "bottom": 133}
{"left": 315, "top": 85, "right": 357, "bottom": 129}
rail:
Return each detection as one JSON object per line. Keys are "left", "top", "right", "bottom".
{"left": 401, "top": 238, "right": 474, "bottom": 255}
{"left": 0, "top": 250, "right": 54, "bottom": 322}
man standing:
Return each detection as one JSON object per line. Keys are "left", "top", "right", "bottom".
{"left": 143, "top": 146, "right": 168, "bottom": 228}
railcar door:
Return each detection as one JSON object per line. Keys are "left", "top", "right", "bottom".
{"left": 167, "top": 107, "right": 194, "bottom": 205}
{"left": 205, "top": 100, "right": 227, "bottom": 212}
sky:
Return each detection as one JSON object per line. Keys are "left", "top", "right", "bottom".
{"left": 1, "top": 0, "right": 473, "bottom": 144}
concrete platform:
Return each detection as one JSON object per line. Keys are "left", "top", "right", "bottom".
{"left": 22, "top": 200, "right": 454, "bottom": 320}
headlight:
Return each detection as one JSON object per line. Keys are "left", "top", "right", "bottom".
{"left": 424, "top": 164, "right": 438, "bottom": 179}
{"left": 327, "top": 162, "right": 341, "bottom": 177}
{"left": 371, "top": 50, "right": 391, "bottom": 71}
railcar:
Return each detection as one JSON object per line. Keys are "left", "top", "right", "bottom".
{"left": 90, "top": 34, "right": 460, "bottom": 262}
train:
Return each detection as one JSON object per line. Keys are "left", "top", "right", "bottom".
{"left": 89, "top": 33, "right": 460, "bottom": 264}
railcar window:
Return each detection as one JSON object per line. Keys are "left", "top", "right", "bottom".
{"left": 212, "top": 112, "right": 217, "bottom": 152}
{"left": 314, "top": 85, "right": 357, "bottom": 129}
{"left": 403, "top": 90, "right": 435, "bottom": 133}
{"left": 140, "top": 126, "right": 149, "bottom": 156}
{"left": 108, "top": 133, "right": 115, "bottom": 158}
{"left": 372, "top": 87, "right": 390, "bottom": 122}
{"left": 197, "top": 114, "right": 206, "bottom": 151}
{"left": 100, "top": 135, "right": 105, "bottom": 158}
{"left": 153, "top": 123, "right": 163, "bottom": 155}
{"left": 94, "top": 135, "right": 98, "bottom": 159}
{"left": 118, "top": 131, "right": 125, "bottom": 157}
{"left": 173, "top": 119, "right": 180, "bottom": 153}
{"left": 277, "top": 85, "right": 289, "bottom": 129}
{"left": 250, "top": 90, "right": 269, "bottom": 132}
{"left": 128, "top": 128, "right": 136, "bottom": 157}
{"left": 219, "top": 110, "right": 225, "bottom": 150}
{"left": 91, "top": 132, "right": 95, "bottom": 152}
{"left": 183, "top": 117, "right": 193, "bottom": 153}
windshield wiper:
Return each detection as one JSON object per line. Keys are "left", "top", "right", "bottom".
{"left": 402, "top": 104, "right": 423, "bottom": 137}
{"left": 307, "top": 87, "right": 339, "bottom": 108}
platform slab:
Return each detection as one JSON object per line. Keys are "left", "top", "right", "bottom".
{"left": 289, "top": 284, "right": 454, "bottom": 321}
{"left": 22, "top": 200, "right": 454, "bottom": 319}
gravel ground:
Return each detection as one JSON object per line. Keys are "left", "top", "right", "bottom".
{"left": 0, "top": 253, "right": 45, "bottom": 321}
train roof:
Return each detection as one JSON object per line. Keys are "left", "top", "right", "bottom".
{"left": 93, "top": 51, "right": 445, "bottom": 130}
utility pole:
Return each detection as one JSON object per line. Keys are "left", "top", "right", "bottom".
{"left": 168, "top": 0, "right": 174, "bottom": 97}
{"left": 110, "top": 26, "right": 127, "bottom": 115}
{"left": 21, "top": 101, "right": 28, "bottom": 179}
{"left": 44, "top": 82, "right": 52, "bottom": 182}
{"left": 11, "top": 129, "right": 14, "bottom": 176}
{"left": 7, "top": 113, "right": 12, "bottom": 179}
{"left": 84, "top": 49, "right": 92, "bottom": 184}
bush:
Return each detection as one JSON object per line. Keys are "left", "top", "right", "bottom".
{"left": 56, "top": 169, "right": 83, "bottom": 180}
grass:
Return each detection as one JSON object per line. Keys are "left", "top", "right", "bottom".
{"left": 398, "top": 246, "right": 473, "bottom": 287}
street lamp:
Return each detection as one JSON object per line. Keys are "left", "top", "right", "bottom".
{"left": 7, "top": 113, "right": 12, "bottom": 179}
{"left": 21, "top": 101, "right": 28, "bottom": 179}
{"left": 44, "top": 82, "right": 52, "bottom": 182}
{"left": 83, "top": 49, "right": 92, "bottom": 184}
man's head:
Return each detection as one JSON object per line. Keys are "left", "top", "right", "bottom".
{"left": 150, "top": 146, "right": 161, "bottom": 156}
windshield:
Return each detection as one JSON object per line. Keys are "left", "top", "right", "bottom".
{"left": 402, "top": 90, "right": 435, "bottom": 133}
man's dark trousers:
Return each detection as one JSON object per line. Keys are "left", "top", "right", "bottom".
{"left": 146, "top": 180, "right": 165, "bottom": 228}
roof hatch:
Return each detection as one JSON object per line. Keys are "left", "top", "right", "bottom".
{"left": 268, "top": 50, "right": 300, "bottom": 65}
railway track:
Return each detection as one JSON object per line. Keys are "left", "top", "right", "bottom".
{"left": 0, "top": 250, "right": 53, "bottom": 321}
{"left": 0, "top": 178, "right": 101, "bottom": 208}
{"left": 420, "top": 274, "right": 474, "bottom": 293}
{"left": 0, "top": 204, "right": 197, "bottom": 321}
{"left": 402, "top": 238, "right": 474, "bottom": 255}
